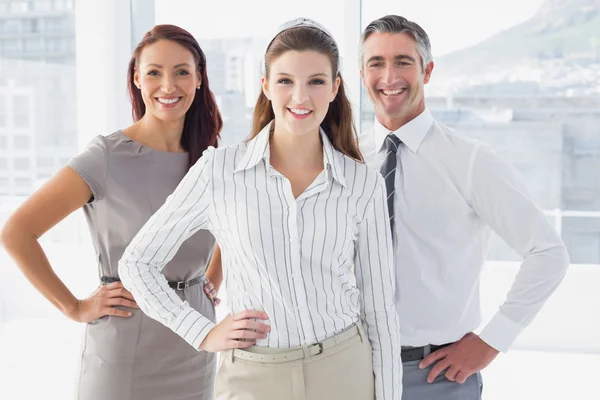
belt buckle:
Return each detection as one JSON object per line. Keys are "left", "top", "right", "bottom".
{"left": 176, "top": 281, "right": 189, "bottom": 290}
{"left": 315, "top": 342, "right": 323, "bottom": 355}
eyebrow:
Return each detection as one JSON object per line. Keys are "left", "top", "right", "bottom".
{"left": 275, "top": 72, "right": 329, "bottom": 78}
{"left": 146, "top": 63, "right": 192, "bottom": 68}
{"left": 365, "top": 55, "right": 416, "bottom": 64}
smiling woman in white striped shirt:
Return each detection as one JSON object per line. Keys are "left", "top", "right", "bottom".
{"left": 118, "top": 18, "right": 402, "bottom": 400}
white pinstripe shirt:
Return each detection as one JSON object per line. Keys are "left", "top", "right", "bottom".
{"left": 119, "top": 122, "right": 402, "bottom": 400}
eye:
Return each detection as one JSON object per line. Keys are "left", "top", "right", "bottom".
{"left": 277, "top": 78, "right": 292, "bottom": 84}
{"left": 177, "top": 69, "right": 190, "bottom": 76}
{"left": 310, "top": 79, "right": 325, "bottom": 85}
{"left": 369, "top": 62, "right": 383, "bottom": 68}
{"left": 147, "top": 70, "right": 159, "bottom": 76}
{"left": 398, "top": 61, "right": 411, "bottom": 66}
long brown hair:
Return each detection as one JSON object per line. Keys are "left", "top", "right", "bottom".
{"left": 127, "top": 24, "right": 222, "bottom": 167}
{"left": 251, "top": 26, "right": 363, "bottom": 162}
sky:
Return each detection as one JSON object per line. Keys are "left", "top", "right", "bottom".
{"left": 155, "top": 0, "right": 546, "bottom": 56}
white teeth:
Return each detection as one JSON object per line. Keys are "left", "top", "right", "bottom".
{"left": 289, "top": 108, "right": 311, "bottom": 115}
{"left": 382, "top": 89, "right": 405, "bottom": 95}
{"left": 157, "top": 97, "right": 180, "bottom": 104}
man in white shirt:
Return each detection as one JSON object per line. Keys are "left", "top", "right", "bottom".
{"left": 358, "top": 14, "right": 570, "bottom": 399}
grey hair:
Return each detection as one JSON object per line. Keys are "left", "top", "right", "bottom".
{"left": 359, "top": 15, "right": 432, "bottom": 71}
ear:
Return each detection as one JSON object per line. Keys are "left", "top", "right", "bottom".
{"left": 330, "top": 75, "right": 341, "bottom": 102}
{"left": 133, "top": 70, "right": 141, "bottom": 89}
{"left": 196, "top": 74, "right": 202, "bottom": 89}
{"left": 423, "top": 61, "right": 434, "bottom": 84}
{"left": 360, "top": 68, "right": 366, "bottom": 89}
{"left": 261, "top": 76, "right": 271, "bottom": 100}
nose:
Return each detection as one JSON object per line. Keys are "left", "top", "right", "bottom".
{"left": 292, "top": 83, "right": 309, "bottom": 104}
{"left": 382, "top": 64, "right": 397, "bottom": 85}
{"left": 160, "top": 75, "right": 176, "bottom": 94}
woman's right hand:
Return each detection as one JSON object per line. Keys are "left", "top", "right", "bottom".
{"left": 69, "top": 281, "right": 139, "bottom": 323}
{"left": 199, "top": 310, "right": 270, "bottom": 352}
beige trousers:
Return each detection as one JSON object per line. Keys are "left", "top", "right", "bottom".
{"left": 214, "top": 324, "right": 375, "bottom": 400}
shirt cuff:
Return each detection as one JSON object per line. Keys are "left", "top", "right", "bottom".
{"left": 479, "top": 311, "right": 524, "bottom": 353}
{"left": 171, "top": 307, "right": 216, "bottom": 351}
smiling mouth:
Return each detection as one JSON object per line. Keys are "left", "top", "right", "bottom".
{"left": 156, "top": 97, "right": 182, "bottom": 105}
{"left": 288, "top": 108, "right": 313, "bottom": 116}
{"left": 380, "top": 89, "right": 406, "bottom": 96}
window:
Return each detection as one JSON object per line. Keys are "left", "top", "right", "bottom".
{"left": 13, "top": 96, "right": 30, "bottom": 128}
{"left": 37, "top": 156, "right": 54, "bottom": 168}
{"left": 3, "top": 20, "right": 22, "bottom": 34}
{"left": 13, "top": 157, "right": 31, "bottom": 170}
{"left": 24, "top": 38, "right": 42, "bottom": 52}
{"left": 14, "top": 177, "right": 31, "bottom": 187}
{"left": 0, "top": 136, "right": 6, "bottom": 149}
{"left": 13, "top": 135, "right": 30, "bottom": 149}
{"left": 23, "top": 19, "right": 40, "bottom": 33}
{"left": 10, "top": 1, "right": 29, "bottom": 13}
{"left": 33, "top": 0, "right": 52, "bottom": 12}
{"left": 2, "top": 39, "right": 22, "bottom": 53}
{"left": 0, "top": 96, "right": 5, "bottom": 127}
{"left": 46, "top": 38, "right": 66, "bottom": 52}
{"left": 0, "top": 177, "right": 9, "bottom": 191}
{"left": 0, "top": 157, "right": 8, "bottom": 170}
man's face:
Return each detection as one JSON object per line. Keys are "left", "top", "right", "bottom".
{"left": 361, "top": 32, "right": 433, "bottom": 129}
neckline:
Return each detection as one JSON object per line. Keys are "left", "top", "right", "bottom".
{"left": 117, "top": 130, "right": 189, "bottom": 156}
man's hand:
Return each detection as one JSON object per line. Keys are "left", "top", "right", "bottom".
{"left": 419, "top": 332, "right": 499, "bottom": 384}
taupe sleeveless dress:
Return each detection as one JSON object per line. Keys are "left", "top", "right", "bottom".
{"left": 67, "top": 131, "right": 216, "bottom": 400}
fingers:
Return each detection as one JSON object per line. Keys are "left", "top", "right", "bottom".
{"left": 103, "top": 281, "right": 125, "bottom": 290}
{"left": 229, "top": 339, "right": 256, "bottom": 349}
{"left": 445, "top": 365, "right": 460, "bottom": 382}
{"left": 232, "top": 319, "right": 271, "bottom": 333}
{"left": 232, "top": 310, "right": 269, "bottom": 321}
{"left": 204, "top": 282, "right": 214, "bottom": 293}
{"left": 427, "top": 358, "right": 451, "bottom": 384}
{"left": 420, "top": 347, "right": 448, "bottom": 369}
{"left": 103, "top": 307, "right": 133, "bottom": 318}
{"left": 230, "top": 329, "right": 268, "bottom": 340}
{"left": 107, "top": 288, "right": 136, "bottom": 301}
{"left": 456, "top": 371, "right": 471, "bottom": 384}
{"left": 106, "top": 297, "right": 139, "bottom": 309}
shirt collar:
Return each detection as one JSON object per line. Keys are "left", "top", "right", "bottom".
{"left": 374, "top": 108, "right": 434, "bottom": 154}
{"left": 234, "top": 120, "right": 347, "bottom": 188}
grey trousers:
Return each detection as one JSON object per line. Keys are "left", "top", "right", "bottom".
{"left": 402, "top": 357, "right": 483, "bottom": 400}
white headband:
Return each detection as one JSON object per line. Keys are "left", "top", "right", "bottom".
{"left": 262, "top": 17, "right": 340, "bottom": 75}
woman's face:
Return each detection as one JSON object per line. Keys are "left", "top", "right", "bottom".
{"left": 134, "top": 39, "right": 200, "bottom": 124}
{"left": 262, "top": 50, "right": 340, "bottom": 137}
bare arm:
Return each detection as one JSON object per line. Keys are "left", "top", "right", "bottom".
{"left": 0, "top": 167, "right": 135, "bottom": 322}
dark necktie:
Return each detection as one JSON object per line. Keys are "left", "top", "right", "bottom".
{"left": 379, "top": 134, "right": 401, "bottom": 235}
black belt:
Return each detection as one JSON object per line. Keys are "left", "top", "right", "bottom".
{"left": 100, "top": 276, "right": 203, "bottom": 291}
{"left": 401, "top": 343, "right": 453, "bottom": 362}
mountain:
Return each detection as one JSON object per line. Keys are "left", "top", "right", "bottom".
{"left": 430, "top": 0, "right": 600, "bottom": 96}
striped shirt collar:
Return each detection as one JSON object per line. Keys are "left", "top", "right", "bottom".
{"left": 374, "top": 108, "right": 434, "bottom": 154}
{"left": 235, "top": 120, "right": 347, "bottom": 188}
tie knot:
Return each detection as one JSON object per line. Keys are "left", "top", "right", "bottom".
{"left": 385, "top": 134, "right": 401, "bottom": 153}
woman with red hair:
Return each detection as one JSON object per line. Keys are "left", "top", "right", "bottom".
{"left": 1, "top": 25, "right": 223, "bottom": 399}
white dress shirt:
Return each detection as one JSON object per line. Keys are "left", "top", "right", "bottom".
{"left": 119, "top": 122, "right": 402, "bottom": 400}
{"left": 359, "top": 109, "right": 570, "bottom": 352}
